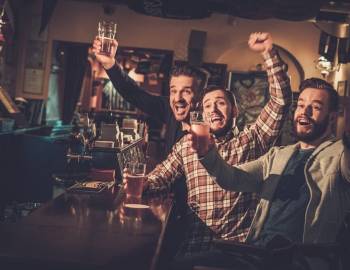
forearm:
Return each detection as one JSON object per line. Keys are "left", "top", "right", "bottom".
{"left": 262, "top": 46, "right": 292, "bottom": 106}
{"left": 199, "top": 147, "right": 263, "bottom": 193}
{"left": 145, "top": 170, "right": 172, "bottom": 194}
{"left": 145, "top": 143, "right": 184, "bottom": 193}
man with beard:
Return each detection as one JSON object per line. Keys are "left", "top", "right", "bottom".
{"left": 194, "top": 77, "right": 350, "bottom": 268}
{"left": 124, "top": 32, "right": 291, "bottom": 268}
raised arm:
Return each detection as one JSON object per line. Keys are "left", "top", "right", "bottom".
{"left": 92, "top": 38, "right": 170, "bottom": 123}
{"left": 239, "top": 33, "right": 292, "bottom": 151}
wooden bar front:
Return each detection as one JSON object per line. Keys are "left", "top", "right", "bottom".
{"left": 0, "top": 186, "right": 173, "bottom": 270}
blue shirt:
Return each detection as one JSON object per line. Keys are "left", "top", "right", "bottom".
{"left": 253, "top": 148, "right": 314, "bottom": 246}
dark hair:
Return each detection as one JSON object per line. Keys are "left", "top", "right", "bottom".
{"left": 170, "top": 64, "right": 208, "bottom": 94}
{"left": 299, "top": 78, "right": 338, "bottom": 112}
{"left": 200, "top": 85, "right": 236, "bottom": 108}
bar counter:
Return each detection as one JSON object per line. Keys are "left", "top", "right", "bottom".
{"left": 0, "top": 185, "right": 174, "bottom": 270}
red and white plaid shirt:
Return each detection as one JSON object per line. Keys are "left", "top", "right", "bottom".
{"left": 147, "top": 47, "right": 291, "bottom": 256}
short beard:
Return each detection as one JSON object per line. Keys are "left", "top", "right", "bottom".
{"left": 212, "top": 117, "right": 234, "bottom": 138}
{"left": 294, "top": 115, "right": 329, "bottom": 143}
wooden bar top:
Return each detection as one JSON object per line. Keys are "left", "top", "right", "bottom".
{"left": 0, "top": 186, "right": 173, "bottom": 270}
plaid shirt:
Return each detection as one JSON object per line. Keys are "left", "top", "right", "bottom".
{"left": 146, "top": 47, "right": 291, "bottom": 256}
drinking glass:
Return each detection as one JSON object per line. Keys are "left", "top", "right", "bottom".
{"left": 125, "top": 162, "right": 146, "bottom": 198}
{"left": 98, "top": 20, "right": 117, "bottom": 56}
{"left": 190, "top": 111, "right": 210, "bottom": 152}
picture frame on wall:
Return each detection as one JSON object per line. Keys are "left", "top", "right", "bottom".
{"left": 337, "top": 80, "right": 347, "bottom": 114}
{"left": 337, "top": 80, "right": 347, "bottom": 97}
{"left": 201, "top": 62, "right": 227, "bottom": 86}
{"left": 23, "top": 68, "right": 44, "bottom": 95}
{"left": 228, "top": 71, "right": 269, "bottom": 130}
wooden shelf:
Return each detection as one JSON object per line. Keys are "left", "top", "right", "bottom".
{"left": 98, "top": 108, "right": 140, "bottom": 116}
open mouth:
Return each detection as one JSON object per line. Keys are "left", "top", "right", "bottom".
{"left": 210, "top": 115, "right": 224, "bottom": 124}
{"left": 297, "top": 117, "right": 313, "bottom": 127}
{"left": 174, "top": 102, "right": 188, "bottom": 114}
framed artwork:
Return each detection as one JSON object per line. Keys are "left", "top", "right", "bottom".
{"left": 228, "top": 71, "right": 269, "bottom": 129}
{"left": 201, "top": 62, "right": 227, "bottom": 86}
{"left": 23, "top": 68, "right": 44, "bottom": 95}
{"left": 337, "top": 80, "right": 347, "bottom": 97}
{"left": 337, "top": 81, "right": 348, "bottom": 114}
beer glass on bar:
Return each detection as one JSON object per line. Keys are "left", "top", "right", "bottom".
{"left": 190, "top": 111, "right": 210, "bottom": 153}
{"left": 125, "top": 162, "right": 146, "bottom": 199}
{"left": 98, "top": 20, "right": 117, "bottom": 56}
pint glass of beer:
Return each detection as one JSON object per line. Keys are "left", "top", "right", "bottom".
{"left": 98, "top": 20, "right": 117, "bottom": 56}
{"left": 190, "top": 111, "right": 210, "bottom": 152}
{"left": 125, "top": 162, "right": 146, "bottom": 198}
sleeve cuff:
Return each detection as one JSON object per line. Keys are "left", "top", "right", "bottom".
{"left": 262, "top": 46, "right": 278, "bottom": 62}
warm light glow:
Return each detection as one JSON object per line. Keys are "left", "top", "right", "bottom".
{"left": 315, "top": 56, "right": 338, "bottom": 78}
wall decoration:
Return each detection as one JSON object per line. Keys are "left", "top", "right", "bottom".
{"left": 337, "top": 80, "right": 347, "bottom": 97}
{"left": 228, "top": 71, "right": 299, "bottom": 146}
{"left": 228, "top": 71, "right": 268, "bottom": 129}
{"left": 337, "top": 80, "right": 347, "bottom": 114}
{"left": 23, "top": 68, "right": 44, "bottom": 95}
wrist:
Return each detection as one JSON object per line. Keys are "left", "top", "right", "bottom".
{"left": 261, "top": 45, "right": 276, "bottom": 59}
{"left": 197, "top": 142, "right": 214, "bottom": 159}
{"left": 264, "top": 44, "right": 273, "bottom": 54}
{"left": 103, "top": 59, "right": 116, "bottom": 70}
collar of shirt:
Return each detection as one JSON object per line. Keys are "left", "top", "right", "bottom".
{"left": 213, "top": 128, "right": 235, "bottom": 145}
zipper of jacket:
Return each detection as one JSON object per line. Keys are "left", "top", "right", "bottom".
{"left": 302, "top": 155, "right": 314, "bottom": 243}
{"left": 244, "top": 201, "right": 262, "bottom": 242}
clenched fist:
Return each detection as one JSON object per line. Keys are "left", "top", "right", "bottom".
{"left": 248, "top": 32, "right": 273, "bottom": 54}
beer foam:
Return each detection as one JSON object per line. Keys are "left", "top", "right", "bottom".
{"left": 124, "top": 204, "right": 150, "bottom": 209}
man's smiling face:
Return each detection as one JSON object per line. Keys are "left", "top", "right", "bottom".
{"left": 293, "top": 87, "right": 332, "bottom": 143}
{"left": 169, "top": 75, "right": 196, "bottom": 122}
{"left": 202, "top": 89, "right": 235, "bottom": 135}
